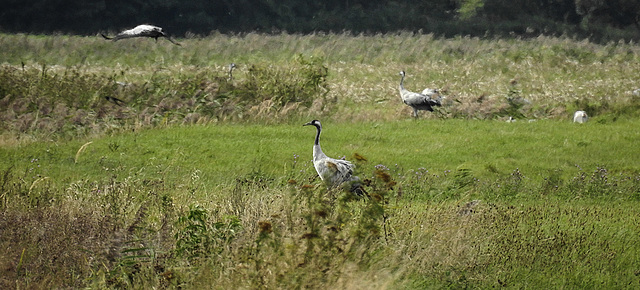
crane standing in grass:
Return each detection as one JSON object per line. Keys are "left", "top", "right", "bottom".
{"left": 101, "top": 24, "right": 181, "bottom": 46}
{"left": 227, "top": 63, "right": 236, "bottom": 81}
{"left": 303, "top": 120, "right": 365, "bottom": 195}
{"left": 398, "top": 70, "right": 443, "bottom": 118}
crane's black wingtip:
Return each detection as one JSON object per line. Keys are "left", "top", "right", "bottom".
{"left": 104, "top": 96, "right": 126, "bottom": 106}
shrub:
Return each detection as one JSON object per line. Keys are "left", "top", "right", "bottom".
{"left": 236, "top": 54, "right": 329, "bottom": 109}
{"left": 174, "top": 205, "right": 242, "bottom": 260}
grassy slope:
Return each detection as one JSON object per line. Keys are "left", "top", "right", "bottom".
{"left": 4, "top": 120, "right": 639, "bottom": 288}
{"left": 2, "top": 119, "right": 638, "bottom": 186}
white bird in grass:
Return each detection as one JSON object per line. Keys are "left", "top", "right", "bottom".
{"left": 227, "top": 63, "right": 236, "bottom": 81}
{"left": 573, "top": 110, "right": 588, "bottom": 123}
{"left": 303, "top": 120, "right": 365, "bottom": 195}
{"left": 101, "top": 24, "right": 181, "bottom": 46}
{"left": 399, "top": 71, "right": 443, "bottom": 117}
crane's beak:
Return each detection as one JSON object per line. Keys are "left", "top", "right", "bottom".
{"left": 303, "top": 122, "right": 312, "bottom": 126}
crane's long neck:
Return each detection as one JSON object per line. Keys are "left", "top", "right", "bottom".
{"left": 312, "top": 124, "right": 326, "bottom": 161}
{"left": 399, "top": 74, "right": 409, "bottom": 100}
{"left": 313, "top": 124, "right": 321, "bottom": 146}
{"left": 400, "top": 75, "right": 407, "bottom": 93}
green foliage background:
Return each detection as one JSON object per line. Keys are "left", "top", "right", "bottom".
{"left": 1, "top": 0, "right": 639, "bottom": 42}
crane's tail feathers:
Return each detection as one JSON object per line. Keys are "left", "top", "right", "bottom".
{"left": 351, "top": 184, "right": 368, "bottom": 197}
{"left": 347, "top": 180, "right": 368, "bottom": 197}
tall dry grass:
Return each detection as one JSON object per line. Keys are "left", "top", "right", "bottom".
{"left": 3, "top": 162, "right": 638, "bottom": 288}
{"left": 2, "top": 32, "right": 639, "bottom": 134}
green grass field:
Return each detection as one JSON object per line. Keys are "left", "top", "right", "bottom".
{"left": 1, "top": 33, "right": 640, "bottom": 289}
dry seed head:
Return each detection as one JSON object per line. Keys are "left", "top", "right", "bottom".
{"left": 375, "top": 169, "right": 392, "bottom": 183}
{"left": 301, "top": 233, "right": 318, "bottom": 239}
{"left": 352, "top": 152, "right": 368, "bottom": 161}
{"left": 314, "top": 209, "right": 328, "bottom": 218}
{"left": 258, "top": 221, "right": 272, "bottom": 234}
{"left": 75, "top": 141, "right": 93, "bottom": 164}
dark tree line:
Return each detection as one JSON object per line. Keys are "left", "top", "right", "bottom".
{"left": 1, "top": 0, "right": 638, "bottom": 41}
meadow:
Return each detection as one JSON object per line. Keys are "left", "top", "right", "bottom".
{"left": 1, "top": 32, "right": 640, "bottom": 289}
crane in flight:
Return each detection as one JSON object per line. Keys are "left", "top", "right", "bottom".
{"left": 101, "top": 24, "right": 181, "bottom": 46}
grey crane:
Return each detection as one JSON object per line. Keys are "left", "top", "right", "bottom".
{"left": 101, "top": 24, "right": 181, "bottom": 46}
{"left": 399, "top": 70, "right": 443, "bottom": 117}
{"left": 303, "top": 120, "right": 365, "bottom": 195}
{"left": 228, "top": 63, "right": 236, "bottom": 81}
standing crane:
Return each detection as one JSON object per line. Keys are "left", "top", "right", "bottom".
{"left": 303, "top": 120, "right": 365, "bottom": 195}
{"left": 227, "top": 63, "right": 236, "bottom": 81}
{"left": 101, "top": 24, "right": 181, "bottom": 46}
{"left": 398, "top": 71, "right": 443, "bottom": 118}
